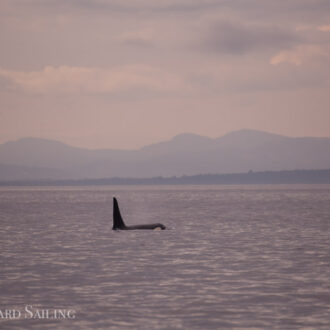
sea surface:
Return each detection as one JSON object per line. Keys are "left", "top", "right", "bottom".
{"left": 0, "top": 185, "right": 329, "bottom": 329}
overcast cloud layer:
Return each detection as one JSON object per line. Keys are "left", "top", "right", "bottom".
{"left": 1, "top": 0, "right": 330, "bottom": 148}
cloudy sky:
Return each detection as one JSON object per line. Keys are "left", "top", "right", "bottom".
{"left": 1, "top": 0, "right": 330, "bottom": 149}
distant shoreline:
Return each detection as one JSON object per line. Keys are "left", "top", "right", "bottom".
{"left": 1, "top": 169, "right": 330, "bottom": 186}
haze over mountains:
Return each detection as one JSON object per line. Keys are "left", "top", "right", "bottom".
{"left": 1, "top": 129, "right": 330, "bottom": 181}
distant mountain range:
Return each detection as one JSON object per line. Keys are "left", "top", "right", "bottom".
{"left": 0, "top": 129, "right": 330, "bottom": 181}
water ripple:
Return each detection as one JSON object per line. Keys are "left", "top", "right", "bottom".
{"left": 0, "top": 185, "right": 329, "bottom": 329}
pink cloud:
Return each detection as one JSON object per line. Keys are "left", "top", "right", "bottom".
{"left": 0, "top": 65, "right": 186, "bottom": 94}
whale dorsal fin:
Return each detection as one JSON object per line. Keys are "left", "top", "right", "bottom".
{"left": 113, "top": 197, "right": 126, "bottom": 229}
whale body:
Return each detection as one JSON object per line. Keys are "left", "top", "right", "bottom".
{"left": 112, "top": 197, "right": 166, "bottom": 230}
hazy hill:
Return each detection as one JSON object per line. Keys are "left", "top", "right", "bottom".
{"left": 0, "top": 163, "right": 70, "bottom": 181}
{"left": 0, "top": 130, "right": 330, "bottom": 180}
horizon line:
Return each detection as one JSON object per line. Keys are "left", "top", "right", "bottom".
{"left": 1, "top": 169, "right": 330, "bottom": 186}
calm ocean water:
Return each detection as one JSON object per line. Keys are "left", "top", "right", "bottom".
{"left": 0, "top": 185, "right": 329, "bottom": 329}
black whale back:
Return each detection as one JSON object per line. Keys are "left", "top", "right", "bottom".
{"left": 113, "top": 197, "right": 126, "bottom": 229}
{"left": 112, "top": 197, "right": 166, "bottom": 230}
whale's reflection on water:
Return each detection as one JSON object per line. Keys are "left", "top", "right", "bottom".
{"left": 0, "top": 185, "right": 330, "bottom": 329}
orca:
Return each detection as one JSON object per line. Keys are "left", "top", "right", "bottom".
{"left": 112, "top": 197, "right": 166, "bottom": 230}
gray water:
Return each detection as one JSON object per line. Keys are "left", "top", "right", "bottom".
{"left": 0, "top": 185, "right": 329, "bottom": 329}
